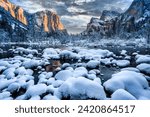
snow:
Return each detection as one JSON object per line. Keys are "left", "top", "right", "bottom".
{"left": 116, "top": 60, "right": 130, "bottom": 67}
{"left": 7, "top": 82, "right": 20, "bottom": 93}
{"left": 61, "top": 63, "right": 70, "bottom": 69}
{"left": 0, "top": 92, "right": 11, "bottom": 99}
{"left": 0, "top": 66, "right": 6, "bottom": 72}
{"left": 55, "top": 70, "right": 72, "bottom": 81}
{"left": 78, "top": 49, "right": 113, "bottom": 60}
{"left": 136, "top": 54, "right": 150, "bottom": 64}
{"left": 137, "top": 63, "right": 150, "bottom": 75}
{"left": 57, "top": 77, "right": 106, "bottom": 100}
{"left": 59, "top": 50, "right": 79, "bottom": 59}
{"left": 22, "top": 59, "right": 40, "bottom": 69}
{"left": 73, "top": 67, "right": 88, "bottom": 77}
{"left": 104, "top": 71, "right": 150, "bottom": 99}
{"left": 42, "top": 48, "right": 59, "bottom": 59}
{"left": 87, "top": 74, "right": 97, "bottom": 80}
{"left": 15, "top": 67, "right": 28, "bottom": 75}
{"left": 120, "top": 50, "right": 127, "bottom": 56}
{"left": 0, "top": 79, "right": 16, "bottom": 90}
{"left": 0, "top": 61, "right": 10, "bottom": 67}
{"left": 43, "top": 94, "right": 59, "bottom": 100}
{"left": 111, "top": 89, "right": 136, "bottom": 100}
{"left": 86, "top": 60, "right": 100, "bottom": 69}
{"left": 25, "top": 84, "right": 47, "bottom": 98}
{"left": 121, "top": 67, "right": 140, "bottom": 72}
{"left": 29, "top": 96, "right": 41, "bottom": 100}
{"left": 14, "top": 47, "right": 38, "bottom": 55}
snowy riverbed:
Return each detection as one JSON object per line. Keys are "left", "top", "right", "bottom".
{"left": 0, "top": 46, "right": 150, "bottom": 100}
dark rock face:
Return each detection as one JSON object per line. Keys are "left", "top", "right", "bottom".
{"left": 84, "top": 0, "right": 150, "bottom": 39}
{"left": 0, "top": 0, "right": 66, "bottom": 42}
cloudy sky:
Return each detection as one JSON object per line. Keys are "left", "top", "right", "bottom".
{"left": 10, "top": 0, "right": 133, "bottom": 34}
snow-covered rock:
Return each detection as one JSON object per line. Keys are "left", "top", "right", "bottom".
{"left": 59, "top": 50, "right": 80, "bottom": 59}
{"left": 121, "top": 67, "right": 140, "bottom": 72}
{"left": 57, "top": 77, "right": 106, "bottom": 100}
{"left": 111, "top": 89, "right": 136, "bottom": 100}
{"left": 73, "top": 67, "right": 88, "bottom": 77}
{"left": 7, "top": 82, "right": 20, "bottom": 93}
{"left": 86, "top": 60, "right": 100, "bottom": 69}
{"left": 55, "top": 70, "right": 72, "bottom": 81}
{"left": 42, "top": 48, "right": 59, "bottom": 59}
{"left": 116, "top": 60, "right": 130, "bottom": 67}
{"left": 0, "top": 79, "right": 16, "bottom": 90}
{"left": 137, "top": 63, "right": 150, "bottom": 75}
{"left": 25, "top": 84, "right": 47, "bottom": 98}
{"left": 104, "top": 71, "right": 150, "bottom": 99}
{"left": 0, "top": 91, "right": 11, "bottom": 99}
{"left": 43, "top": 94, "right": 59, "bottom": 100}
{"left": 0, "top": 61, "right": 10, "bottom": 67}
{"left": 15, "top": 47, "right": 38, "bottom": 55}
{"left": 22, "top": 59, "right": 39, "bottom": 69}
{"left": 136, "top": 55, "right": 150, "bottom": 64}
{"left": 3, "top": 67, "right": 15, "bottom": 79}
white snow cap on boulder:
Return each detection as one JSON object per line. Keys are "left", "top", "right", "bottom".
{"left": 57, "top": 77, "right": 106, "bottom": 100}
{"left": 104, "top": 71, "right": 150, "bottom": 99}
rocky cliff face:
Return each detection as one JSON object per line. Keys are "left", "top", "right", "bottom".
{"left": 84, "top": 0, "right": 150, "bottom": 39}
{"left": 0, "top": 0, "right": 66, "bottom": 42}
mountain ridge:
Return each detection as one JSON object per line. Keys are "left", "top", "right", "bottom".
{"left": 0, "top": 0, "right": 66, "bottom": 42}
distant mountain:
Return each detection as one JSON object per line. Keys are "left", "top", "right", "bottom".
{"left": 83, "top": 0, "right": 150, "bottom": 39}
{"left": 0, "top": 0, "right": 67, "bottom": 42}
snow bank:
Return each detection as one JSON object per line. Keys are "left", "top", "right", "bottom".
{"left": 104, "top": 71, "right": 150, "bottom": 99}
{"left": 57, "top": 77, "right": 106, "bottom": 100}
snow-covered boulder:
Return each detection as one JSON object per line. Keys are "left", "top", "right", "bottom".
{"left": 121, "top": 67, "right": 140, "bottom": 72}
{"left": 55, "top": 70, "right": 72, "bottom": 81}
{"left": 22, "top": 59, "right": 39, "bottom": 69}
{"left": 59, "top": 50, "right": 80, "bottom": 59}
{"left": 0, "top": 91, "right": 11, "bottom": 100}
{"left": 104, "top": 71, "right": 150, "bottom": 99}
{"left": 0, "top": 79, "right": 16, "bottom": 90}
{"left": 137, "top": 63, "right": 150, "bottom": 75}
{"left": 57, "top": 77, "right": 106, "bottom": 100}
{"left": 136, "top": 55, "right": 150, "bottom": 64}
{"left": 25, "top": 84, "right": 47, "bottom": 98}
{"left": 15, "top": 47, "right": 38, "bottom": 55}
{"left": 116, "top": 60, "right": 130, "bottom": 67}
{"left": 42, "top": 48, "right": 59, "bottom": 59}
{"left": 7, "top": 82, "right": 20, "bottom": 93}
{"left": 43, "top": 94, "right": 59, "bottom": 100}
{"left": 111, "top": 89, "right": 136, "bottom": 100}
{"left": 73, "top": 67, "right": 88, "bottom": 77}
{"left": 3, "top": 67, "right": 15, "bottom": 79}
{"left": 86, "top": 60, "right": 100, "bottom": 69}
{"left": 0, "top": 61, "right": 10, "bottom": 67}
